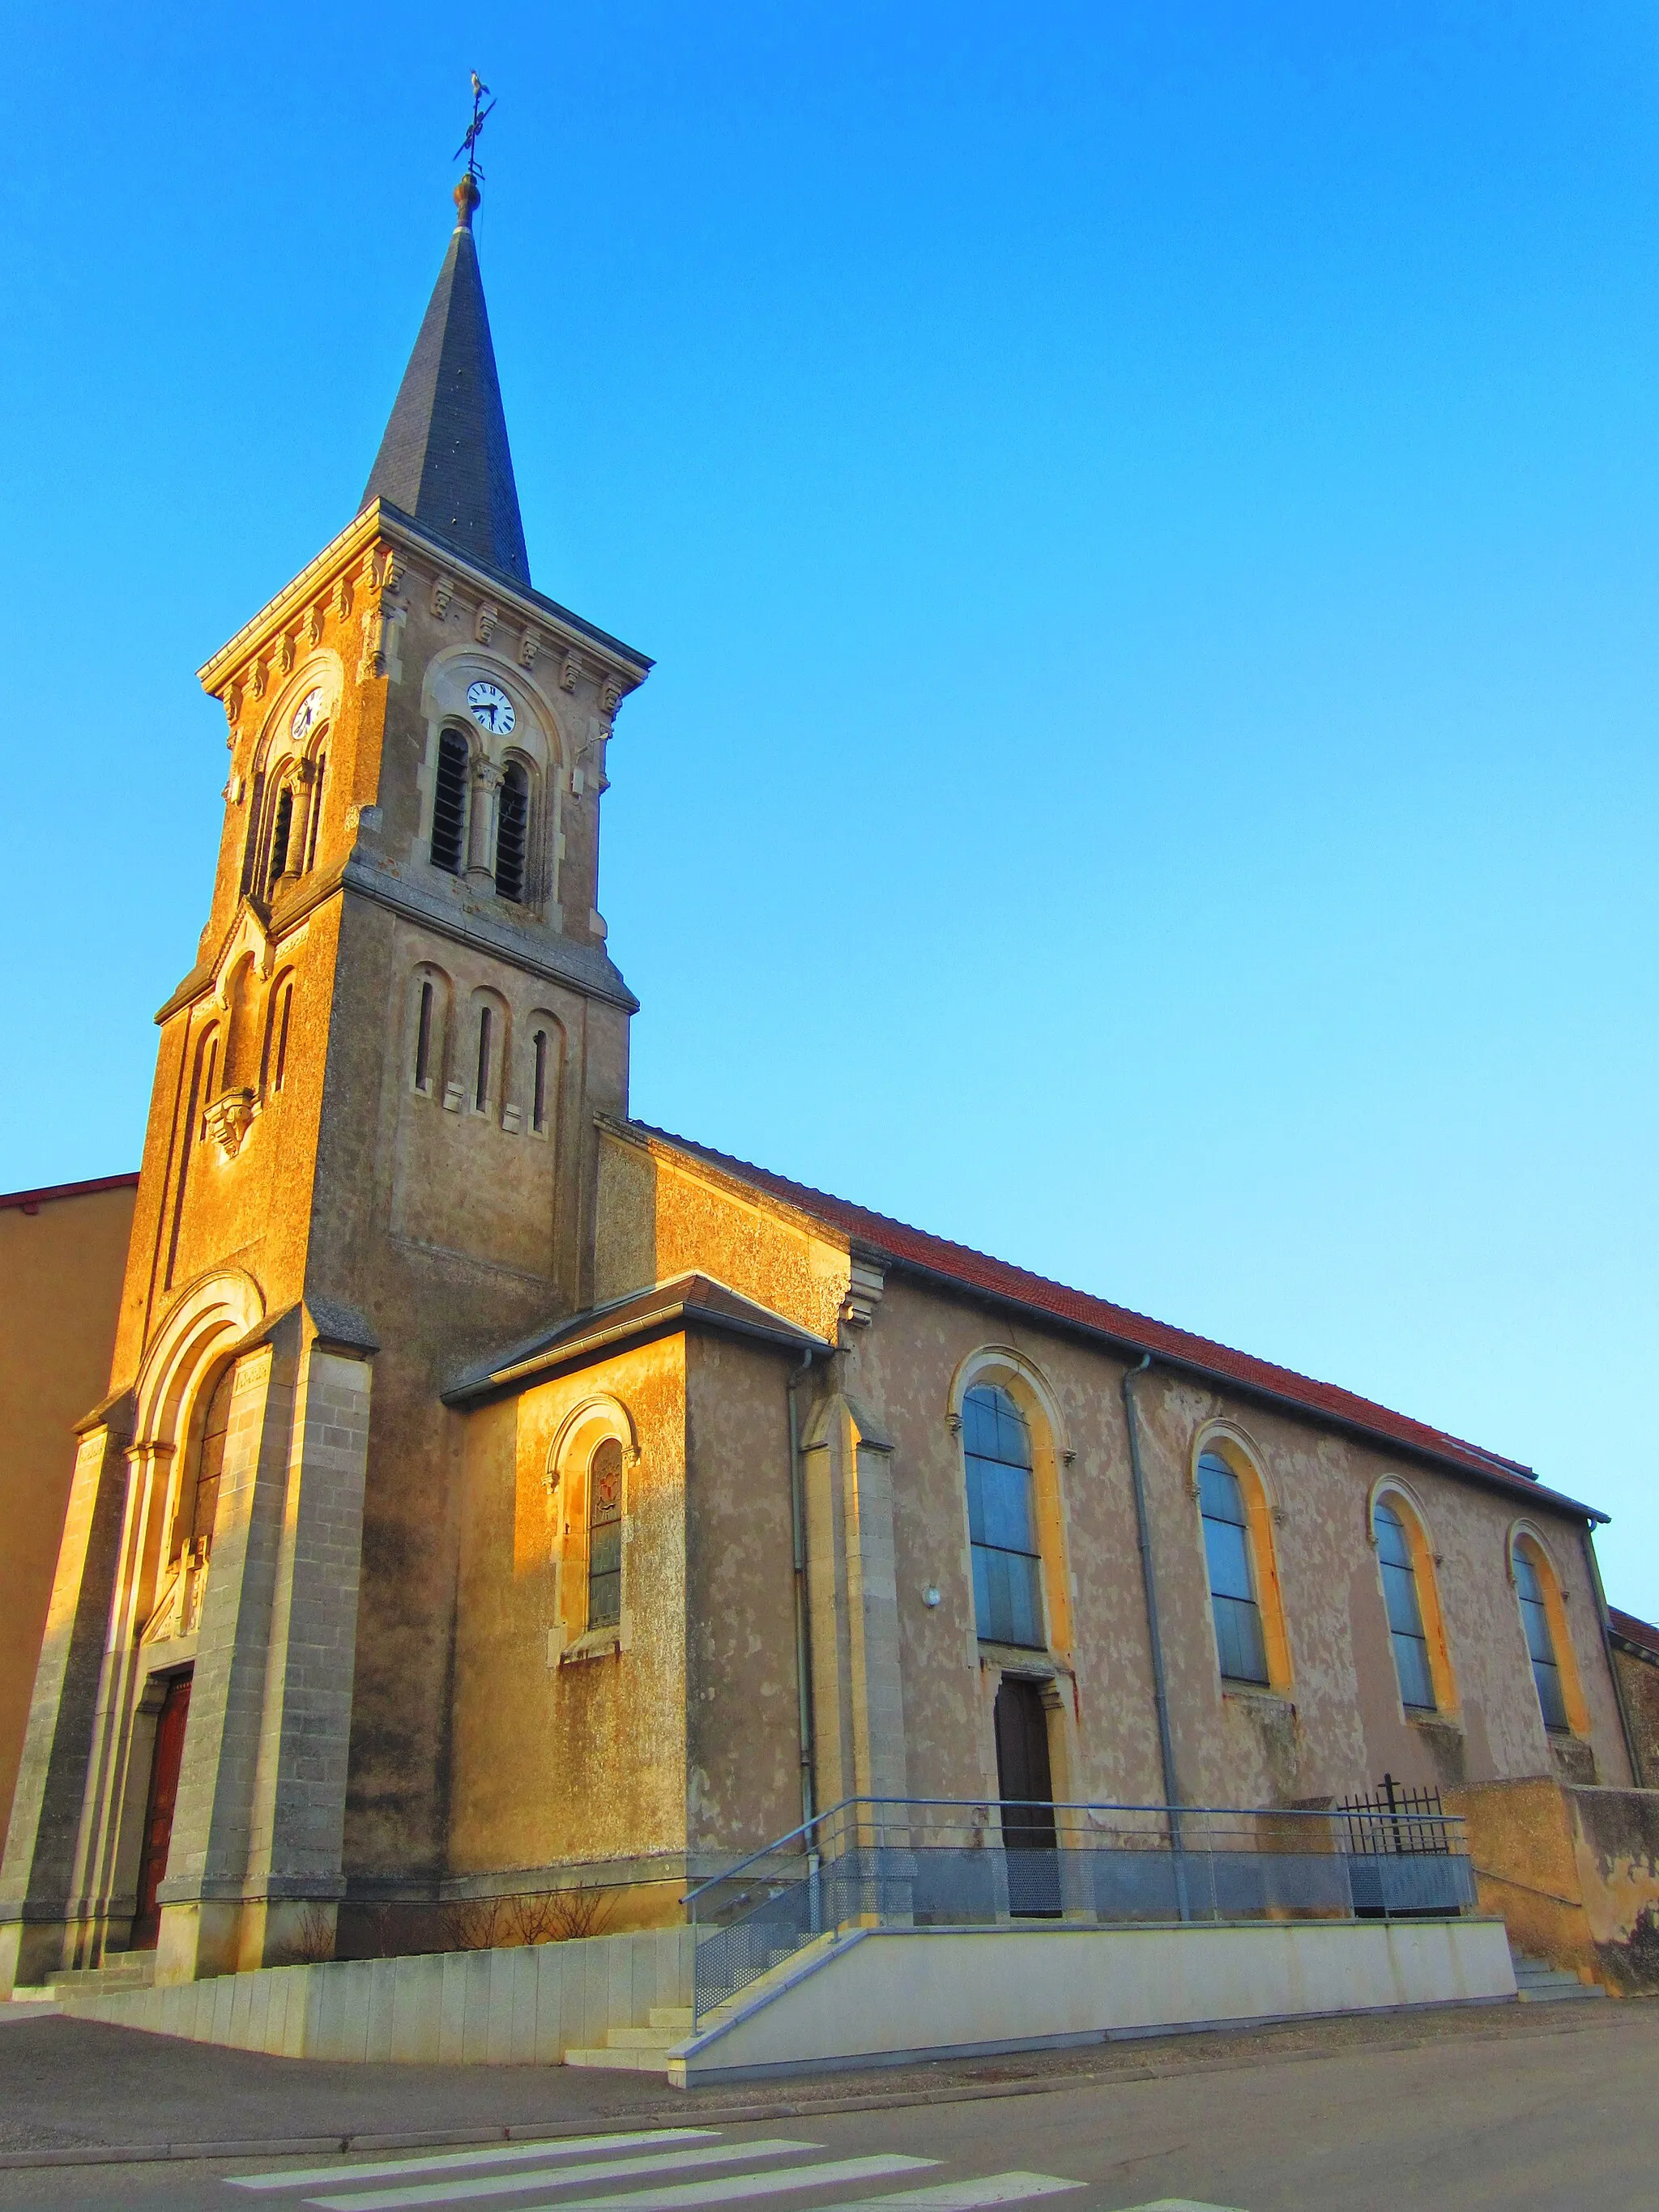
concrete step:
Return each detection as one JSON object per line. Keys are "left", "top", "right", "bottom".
{"left": 563, "top": 2045, "right": 672, "bottom": 2073}
{"left": 650, "top": 2006, "right": 693, "bottom": 2031}
{"left": 45, "top": 1956, "right": 156, "bottom": 1997}
{"left": 1509, "top": 1950, "right": 1606, "bottom": 2001}
{"left": 603, "top": 2024, "right": 682, "bottom": 2049}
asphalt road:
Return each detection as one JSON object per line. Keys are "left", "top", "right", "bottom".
{"left": 1, "top": 2001, "right": 1653, "bottom": 2212}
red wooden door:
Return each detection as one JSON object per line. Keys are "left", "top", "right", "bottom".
{"left": 131, "top": 1673, "right": 191, "bottom": 1950}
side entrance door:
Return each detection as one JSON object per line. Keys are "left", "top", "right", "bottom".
{"left": 130, "top": 1671, "right": 192, "bottom": 1950}
{"left": 994, "top": 1674, "right": 1061, "bottom": 1916}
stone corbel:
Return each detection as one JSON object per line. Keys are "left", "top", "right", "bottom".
{"left": 333, "top": 573, "right": 354, "bottom": 620}
{"left": 559, "top": 654, "right": 581, "bottom": 693}
{"left": 275, "top": 633, "right": 295, "bottom": 676}
{"left": 839, "top": 1255, "right": 886, "bottom": 1339}
{"left": 599, "top": 676, "right": 623, "bottom": 715}
{"left": 476, "top": 602, "right": 499, "bottom": 645}
{"left": 248, "top": 658, "right": 268, "bottom": 701}
{"left": 519, "top": 627, "right": 540, "bottom": 667}
{"left": 305, "top": 602, "right": 326, "bottom": 647}
{"left": 431, "top": 573, "right": 455, "bottom": 620}
{"left": 203, "top": 1086, "right": 259, "bottom": 1161}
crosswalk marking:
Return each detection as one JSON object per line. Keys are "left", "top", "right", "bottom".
{"left": 308, "top": 2139, "right": 825, "bottom": 2212}
{"left": 505, "top": 2154, "right": 941, "bottom": 2212}
{"left": 1117, "top": 2201, "right": 1247, "bottom": 2210}
{"left": 796, "top": 2176, "right": 1084, "bottom": 2211}
{"left": 231, "top": 2133, "right": 720, "bottom": 2193}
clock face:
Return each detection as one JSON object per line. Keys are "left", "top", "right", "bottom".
{"left": 467, "top": 680, "right": 515, "bottom": 735}
{"left": 290, "top": 686, "right": 326, "bottom": 743}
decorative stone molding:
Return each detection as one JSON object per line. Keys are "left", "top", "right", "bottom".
{"left": 142, "top": 1545, "right": 209, "bottom": 1645}
{"left": 559, "top": 654, "right": 581, "bottom": 693}
{"left": 599, "top": 676, "right": 622, "bottom": 715}
{"left": 431, "top": 573, "right": 455, "bottom": 619}
{"left": 249, "top": 659, "right": 268, "bottom": 701}
{"left": 333, "top": 573, "right": 354, "bottom": 620}
{"left": 224, "top": 681, "right": 243, "bottom": 728}
{"left": 359, "top": 582, "right": 407, "bottom": 682}
{"left": 475, "top": 601, "right": 498, "bottom": 645}
{"left": 386, "top": 550, "right": 408, "bottom": 593}
{"left": 203, "top": 1086, "right": 258, "bottom": 1161}
{"left": 840, "top": 1255, "right": 887, "bottom": 1334}
{"left": 519, "top": 627, "right": 540, "bottom": 667}
{"left": 305, "top": 602, "right": 326, "bottom": 646}
{"left": 472, "top": 756, "right": 506, "bottom": 793}
{"left": 275, "top": 633, "right": 295, "bottom": 676}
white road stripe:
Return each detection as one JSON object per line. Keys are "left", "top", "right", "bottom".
{"left": 231, "top": 2132, "right": 719, "bottom": 2191}
{"left": 308, "top": 2138, "right": 826, "bottom": 2212}
{"left": 1115, "top": 2201, "right": 1247, "bottom": 2210}
{"left": 513, "top": 2154, "right": 940, "bottom": 2212}
{"left": 800, "top": 2176, "right": 1083, "bottom": 2212}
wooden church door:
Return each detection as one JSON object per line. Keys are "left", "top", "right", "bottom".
{"left": 131, "top": 1672, "right": 191, "bottom": 1950}
{"left": 994, "top": 1675, "right": 1061, "bottom": 1915}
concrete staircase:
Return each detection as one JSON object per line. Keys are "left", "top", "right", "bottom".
{"left": 1509, "top": 1945, "right": 1606, "bottom": 2002}
{"left": 44, "top": 1954, "right": 158, "bottom": 1999}
{"left": 565, "top": 2005, "right": 694, "bottom": 2073}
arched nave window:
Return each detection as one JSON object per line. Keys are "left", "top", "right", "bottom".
{"left": 962, "top": 1384, "right": 1043, "bottom": 1650}
{"left": 1510, "top": 1532, "right": 1586, "bottom": 1737}
{"left": 1198, "top": 1451, "right": 1269, "bottom": 1686}
{"left": 586, "top": 1437, "right": 625, "bottom": 1632}
{"left": 1372, "top": 1493, "right": 1451, "bottom": 1715}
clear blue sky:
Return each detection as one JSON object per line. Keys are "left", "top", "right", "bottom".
{"left": 3, "top": 4, "right": 1656, "bottom": 1617}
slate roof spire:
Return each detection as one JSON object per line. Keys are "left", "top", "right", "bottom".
{"left": 360, "top": 170, "right": 531, "bottom": 586}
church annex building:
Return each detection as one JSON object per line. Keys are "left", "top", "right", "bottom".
{"left": 1, "top": 171, "right": 1647, "bottom": 2009}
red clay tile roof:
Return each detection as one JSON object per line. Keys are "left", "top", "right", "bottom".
{"left": 1610, "top": 1607, "right": 1659, "bottom": 1660}
{"left": 0, "top": 1171, "right": 140, "bottom": 1213}
{"left": 636, "top": 1123, "right": 1608, "bottom": 1525}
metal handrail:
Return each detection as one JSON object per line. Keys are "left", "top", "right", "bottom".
{"left": 683, "top": 1792, "right": 1467, "bottom": 1908}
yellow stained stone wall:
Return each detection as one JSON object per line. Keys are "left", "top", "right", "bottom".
{"left": 0, "top": 1179, "right": 136, "bottom": 1841}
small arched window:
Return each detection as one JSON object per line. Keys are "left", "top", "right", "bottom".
{"left": 1198, "top": 1451, "right": 1269, "bottom": 1686}
{"left": 182, "top": 1364, "right": 234, "bottom": 1559}
{"left": 267, "top": 786, "right": 294, "bottom": 889}
{"left": 415, "top": 980, "right": 435, "bottom": 1092}
{"left": 263, "top": 979, "right": 293, "bottom": 1094}
{"left": 962, "top": 1384, "right": 1043, "bottom": 1649}
{"left": 1513, "top": 1541, "right": 1571, "bottom": 1733}
{"left": 495, "top": 761, "right": 529, "bottom": 902}
{"left": 586, "top": 1437, "right": 624, "bottom": 1631}
{"left": 531, "top": 1026, "right": 549, "bottom": 1134}
{"left": 430, "top": 730, "right": 469, "bottom": 873}
{"left": 1375, "top": 1498, "right": 1436, "bottom": 1712}
{"left": 474, "top": 1005, "right": 493, "bottom": 1110}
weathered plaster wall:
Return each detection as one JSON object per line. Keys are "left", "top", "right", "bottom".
{"left": 0, "top": 1182, "right": 136, "bottom": 1845}
{"left": 1612, "top": 1642, "right": 1659, "bottom": 1789}
{"left": 449, "top": 1337, "right": 689, "bottom": 1912}
{"left": 684, "top": 1333, "right": 804, "bottom": 1863}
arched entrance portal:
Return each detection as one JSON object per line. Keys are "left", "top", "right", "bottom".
{"left": 130, "top": 1671, "right": 192, "bottom": 1950}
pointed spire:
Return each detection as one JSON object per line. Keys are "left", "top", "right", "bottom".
{"left": 360, "top": 173, "right": 531, "bottom": 585}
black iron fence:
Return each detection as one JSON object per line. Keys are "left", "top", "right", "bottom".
{"left": 683, "top": 1792, "right": 1477, "bottom": 2026}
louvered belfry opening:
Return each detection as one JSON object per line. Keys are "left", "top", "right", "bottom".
{"left": 431, "top": 730, "right": 469, "bottom": 872}
{"left": 267, "top": 786, "right": 294, "bottom": 889}
{"left": 495, "top": 761, "right": 529, "bottom": 901}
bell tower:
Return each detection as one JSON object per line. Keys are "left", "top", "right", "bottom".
{"left": 0, "top": 164, "right": 652, "bottom": 1989}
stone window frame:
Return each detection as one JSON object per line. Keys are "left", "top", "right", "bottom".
{"left": 242, "top": 658, "right": 340, "bottom": 898}
{"left": 1366, "top": 1475, "right": 1460, "bottom": 1721}
{"left": 1188, "top": 1420, "right": 1294, "bottom": 1699}
{"left": 544, "top": 1393, "right": 639, "bottom": 1665}
{"left": 945, "top": 1345, "right": 1081, "bottom": 1806}
{"left": 406, "top": 961, "right": 454, "bottom": 1101}
{"left": 1506, "top": 1519, "right": 1592, "bottom": 1741}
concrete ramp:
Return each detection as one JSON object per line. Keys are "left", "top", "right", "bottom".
{"left": 671, "top": 1916, "right": 1516, "bottom": 2086}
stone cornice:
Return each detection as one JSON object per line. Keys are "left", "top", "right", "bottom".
{"left": 196, "top": 500, "right": 652, "bottom": 701}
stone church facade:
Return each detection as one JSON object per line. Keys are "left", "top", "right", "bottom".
{"left": 0, "top": 176, "right": 1640, "bottom": 1994}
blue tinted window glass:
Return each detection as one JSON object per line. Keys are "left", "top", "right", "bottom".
{"left": 1199, "top": 1451, "right": 1268, "bottom": 1684}
{"left": 963, "top": 1385, "right": 1043, "bottom": 1649}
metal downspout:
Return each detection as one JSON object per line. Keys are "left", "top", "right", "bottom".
{"left": 1122, "top": 1353, "right": 1188, "bottom": 1913}
{"left": 787, "top": 1347, "right": 819, "bottom": 1828}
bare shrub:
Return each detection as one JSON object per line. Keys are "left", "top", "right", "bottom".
{"left": 442, "top": 1896, "right": 511, "bottom": 1951}
{"left": 543, "top": 1886, "right": 615, "bottom": 1942}
{"left": 506, "top": 1891, "right": 561, "bottom": 1946}
{"left": 268, "top": 1903, "right": 336, "bottom": 1966}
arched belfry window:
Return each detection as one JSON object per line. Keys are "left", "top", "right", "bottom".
{"left": 1374, "top": 1498, "right": 1436, "bottom": 1712}
{"left": 267, "top": 786, "right": 294, "bottom": 889}
{"left": 962, "top": 1385, "right": 1043, "bottom": 1649}
{"left": 495, "top": 761, "right": 529, "bottom": 902}
{"left": 1198, "top": 1451, "right": 1270, "bottom": 1686}
{"left": 430, "top": 730, "right": 469, "bottom": 873}
{"left": 181, "top": 1364, "right": 234, "bottom": 1559}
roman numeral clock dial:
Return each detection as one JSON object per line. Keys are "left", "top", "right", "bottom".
{"left": 467, "top": 680, "right": 515, "bottom": 734}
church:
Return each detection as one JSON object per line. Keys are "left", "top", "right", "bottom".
{"left": 0, "top": 167, "right": 1641, "bottom": 2001}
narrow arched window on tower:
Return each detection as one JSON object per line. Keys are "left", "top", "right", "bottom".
{"left": 303, "top": 755, "right": 326, "bottom": 872}
{"left": 415, "top": 980, "right": 435, "bottom": 1091}
{"left": 531, "top": 1028, "right": 548, "bottom": 1133}
{"left": 271, "top": 982, "right": 293, "bottom": 1093}
{"left": 267, "top": 786, "right": 294, "bottom": 889}
{"left": 495, "top": 761, "right": 529, "bottom": 901}
{"left": 430, "top": 731, "right": 469, "bottom": 873}
{"left": 474, "top": 1005, "right": 493, "bottom": 1110}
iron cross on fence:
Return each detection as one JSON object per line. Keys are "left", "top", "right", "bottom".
{"left": 454, "top": 72, "right": 496, "bottom": 178}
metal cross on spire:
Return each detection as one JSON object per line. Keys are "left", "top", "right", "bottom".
{"left": 454, "top": 72, "right": 496, "bottom": 179}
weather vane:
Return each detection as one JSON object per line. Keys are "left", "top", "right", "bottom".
{"left": 454, "top": 72, "right": 496, "bottom": 180}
